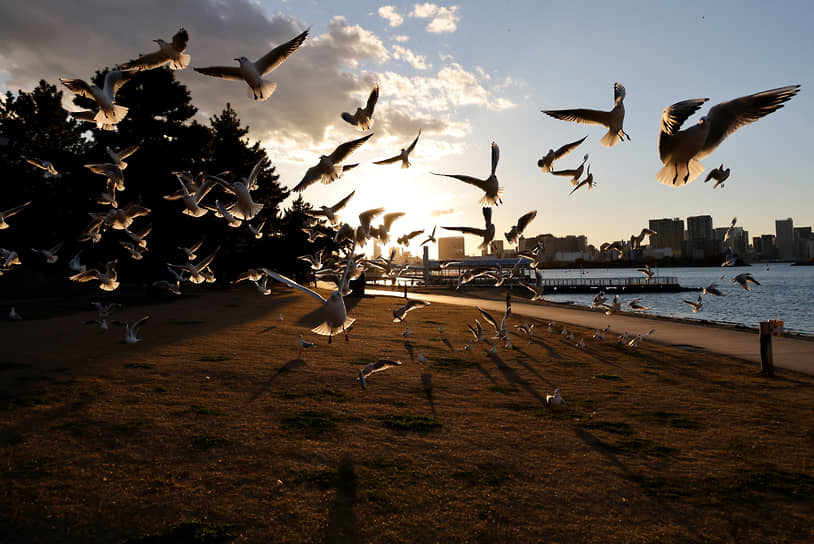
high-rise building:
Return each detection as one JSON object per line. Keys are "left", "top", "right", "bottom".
{"left": 687, "top": 215, "right": 713, "bottom": 241}
{"left": 753, "top": 234, "right": 776, "bottom": 259}
{"left": 648, "top": 218, "right": 685, "bottom": 257}
{"left": 438, "top": 236, "right": 465, "bottom": 261}
{"left": 776, "top": 218, "right": 794, "bottom": 260}
{"left": 685, "top": 215, "right": 716, "bottom": 259}
{"left": 794, "top": 226, "right": 812, "bottom": 261}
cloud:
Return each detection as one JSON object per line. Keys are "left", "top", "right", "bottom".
{"left": 392, "top": 45, "right": 430, "bottom": 70}
{"left": 409, "top": 3, "right": 460, "bottom": 33}
{"left": 431, "top": 208, "right": 455, "bottom": 217}
{"left": 377, "top": 6, "right": 404, "bottom": 27}
{"left": 392, "top": 35, "right": 410, "bottom": 43}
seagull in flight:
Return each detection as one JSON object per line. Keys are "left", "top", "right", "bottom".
{"left": 657, "top": 85, "right": 800, "bottom": 186}
{"left": 373, "top": 130, "right": 420, "bottom": 168}
{"left": 731, "top": 273, "right": 760, "bottom": 291}
{"left": 193, "top": 28, "right": 308, "bottom": 101}
{"left": 114, "top": 316, "right": 150, "bottom": 344}
{"left": 341, "top": 84, "right": 379, "bottom": 130}
{"left": 432, "top": 141, "right": 503, "bottom": 205}
{"left": 293, "top": 134, "right": 373, "bottom": 192}
{"left": 550, "top": 153, "right": 588, "bottom": 185}
{"left": 569, "top": 165, "right": 595, "bottom": 195}
{"left": 537, "top": 135, "right": 587, "bottom": 173}
{"left": 542, "top": 83, "right": 629, "bottom": 147}
{"left": 358, "top": 359, "right": 402, "bottom": 390}
{"left": 505, "top": 210, "right": 537, "bottom": 245}
{"left": 397, "top": 229, "right": 425, "bottom": 246}
{"left": 420, "top": 225, "right": 437, "bottom": 246}
{"left": 393, "top": 299, "right": 430, "bottom": 322}
{"left": 21, "top": 155, "right": 57, "bottom": 176}
{"left": 119, "top": 28, "right": 190, "bottom": 71}
{"left": 60, "top": 69, "right": 136, "bottom": 127}
{"left": 684, "top": 294, "right": 704, "bottom": 313}
{"left": 304, "top": 190, "right": 356, "bottom": 225}
{"left": 0, "top": 201, "right": 31, "bottom": 230}
{"left": 443, "top": 207, "right": 495, "bottom": 250}
{"left": 705, "top": 163, "right": 731, "bottom": 189}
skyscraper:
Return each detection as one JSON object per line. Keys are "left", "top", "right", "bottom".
{"left": 776, "top": 218, "right": 794, "bottom": 260}
{"left": 648, "top": 218, "right": 685, "bottom": 257}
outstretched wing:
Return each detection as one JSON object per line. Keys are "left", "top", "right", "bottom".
{"left": 118, "top": 140, "right": 143, "bottom": 159}
{"left": 372, "top": 154, "right": 401, "bottom": 165}
{"left": 171, "top": 28, "right": 189, "bottom": 52}
{"left": 406, "top": 129, "right": 421, "bottom": 153}
{"left": 699, "top": 85, "right": 801, "bottom": 159}
{"left": 267, "top": 271, "right": 327, "bottom": 303}
{"left": 193, "top": 65, "right": 244, "bottom": 80}
{"left": 59, "top": 78, "right": 94, "bottom": 99}
{"left": 431, "top": 172, "right": 489, "bottom": 193}
{"left": 542, "top": 107, "right": 611, "bottom": 127}
{"left": 364, "top": 84, "right": 379, "bottom": 116}
{"left": 490, "top": 141, "right": 499, "bottom": 176}
{"left": 553, "top": 135, "right": 588, "bottom": 160}
{"left": 442, "top": 225, "right": 486, "bottom": 236}
{"left": 329, "top": 133, "right": 374, "bottom": 163}
{"left": 255, "top": 27, "right": 310, "bottom": 74}
{"left": 476, "top": 306, "right": 500, "bottom": 334}
{"left": 104, "top": 69, "right": 136, "bottom": 98}
{"left": 293, "top": 165, "right": 323, "bottom": 192}
{"left": 515, "top": 210, "right": 537, "bottom": 233}
{"left": 331, "top": 190, "right": 356, "bottom": 212}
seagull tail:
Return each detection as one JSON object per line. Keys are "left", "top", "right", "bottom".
{"left": 250, "top": 79, "right": 277, "bottom": 101}
{"left": 172, "top": 53, "right": 191, "bottom": 70}
{"left": 600, "top": 129, "right": 622, "bottom": 148}
{"left": 95, "top": 105, "right": 128, "bottom": 126}
{"left": 656, "top": 159, "right": 704, "bottom": 187}
{"left": 312, "top": 316, "right": 356, "bottom": 337}
{"left": 401, "top": 159, "right": 411, "bottom": 169}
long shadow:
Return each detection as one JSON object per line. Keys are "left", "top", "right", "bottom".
{"left": 248, "top": 359, "right": 306, "bottom": 402}
{"left": 440, "top": 337, "right": 454, "bottom": 351}
{"left": 420, "top": 373, "right": 437, "bottom": 417}
{"left": 528, "top": 336, "right": 563, "bottom": 360}
{"left": 572, "top": 427, "right": 704, "bottom": 540}
{"left": 487, "top": 352, "right": 547, "bottom": 405}
{"left": 403, "top": 340, "right": 415, "bottom": 362}
{"left": 323, "top": 455, "right": 360, "bottom": 544}
{"left": 509, "top": 346, "right": 553, "bottom": 387}
{"left": 256, "top": 325, "right": 276, "bottom": 335}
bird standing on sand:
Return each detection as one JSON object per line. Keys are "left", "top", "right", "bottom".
{"left": 193, "top": 28, "right": 308, "bottom": 101}
{"left": 542, "top": 83, "right": 629, "bottom": 147}
{"left": 546, "top": 388, "right": 565, "bottom": 407}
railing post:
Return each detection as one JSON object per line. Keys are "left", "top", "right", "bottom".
{"left": 759, "top": 321, "right": 774, "bottom": 376}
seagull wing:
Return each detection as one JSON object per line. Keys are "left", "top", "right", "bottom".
{"left": 255, "top": 28, "right": 310, "bottom": 74}
{"left": 699, "top": 85, "right": 801, "bottom": 159}
{"left": 119, "top": 50, "right": 167, "bottom": 71}
{"left": 267, "top": 271, "right": 327, "bottom": 303}
{"left": 328, "top": 133, "right": 374, "bottom": 163}
{"left": 490, "top": 141, "right": 500, "bottom": 176}
{"left": 193, "top": 66, "right": 244, "bottom": 80}
{"left": 364, "top": 84, "right": 379, "bottom": 116}
{"left": 117, "top": 140, "right": 143, "bottom": 159}
{"left": 406, "top": 129, "right": 421, "bottom": 153}
{"left": 372, "top": 154, "right": 401, "bottom": 165}
{"left": 132, "top": 315, "right": 150, "bottom": 333}
{"left": 2, "top": 200, "right": 31, "bottom": 218}
{"left": 59, "top": 78, "right": 94, "bottom": 99}
{"left": 104, "top": 69, "right": 136, "bottom": 98}
{"left": 477, "top": 306, "right": 500, "bottom": 334}
{"left": 542, "top": 107, "right": 612, "bottom": 128}
{"left": 658, "top": 98, "right": 709, "bottom": 161}
{"left": 553, "top": 135, "right": 588, "bottom": 160}
{"left": 515, "top": 210, "right": 537, "bottom": 233}
{"left": 293, "top": 165, "right": 323, "bottom": 192}
{"left": 358, "top": 207, "right": 385, "bottom": 227}
{"left": 443, "top": 226, "right": 487, "bottom": 236}
{"left": 331, "top": 190, "right": 356, "bottom": 212}
{"left": 431, "top": 172, "right": 489, "bottom": 193}
{"left": 382, "top": 212, "right": 405, "bottom": 231}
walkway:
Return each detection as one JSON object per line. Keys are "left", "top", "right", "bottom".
{"left": 367, "top": 289, "right": 814, "bottom": 376}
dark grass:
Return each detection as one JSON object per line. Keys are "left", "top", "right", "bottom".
{"left": 631, "top": 410, "right": 701, "bottom": 429}
{"left": 279, "top": 410, "right": 340, "bottom": 438}
{"left": 380, "top": 414, "right": 442, "bottom": 432}
{"left": 122, "top": 520, "right": 237, "bottom": 544}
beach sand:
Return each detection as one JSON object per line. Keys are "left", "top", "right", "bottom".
{"left": 2, "top": 286, "right": 814, "bottom": 543}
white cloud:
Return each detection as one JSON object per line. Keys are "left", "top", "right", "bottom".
{"left": 392, "top": 35, "right": 410, "bottom": 43}
{"left": 392, "top": 45, "right": 430, "bottom": 70}
{"left": 409, "top": 3, "right": 460, "bottom": 33}
{"left": 377, "top": 6, "right": 404, "bottom": 27}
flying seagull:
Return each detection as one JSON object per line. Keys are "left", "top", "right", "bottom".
{"left": 537, "top": 135, "right": 588, "bottom": 173}
{"left": 105, "top": 140, "right": 143, "bottom": 171}
{"left": 443, "top": 207, "right": 495, "bottom": 249}
{"left": 21, "top": 155, "right": 57, "bottom": 175}
{"left": 293, "top": 134, "right": 373, "bottom": 192}
{"left": 60, "top": 69, "right": 136, "bottom": 127}
{"left": 397, "top": 229, "right": 425, "bottom": 246}
{"left": 432, "top": 141, "right": 503, "bottom": 205}
{"left": 0, "top": 201, "right": 31, "bottom": 230}
{"left": 657, "top": 85, "right": 800, "bottom": 186}
{"left": 304, "top": 190, "right": 356, "bottom": 225}
{"left": 392, "top": 299, "right": 431, "bottom": 322}
{"left": 550, "top": 153, "right": 588, "bottom": 185}
{"left": 569, "top": 165, "right": 595, "bottom": 195}
{"left": 358, "top": 359, "right": 402, "bottom": 390}
{"left": 705, "top": 164, "right": 731, "bottom": 189}
{"left": 119, "top": 28, "right": 191, "bottom": 71}
{"left": 505, "top": 210, "right": 537, "bottom": 245}
{"left": 193, "top": 28, "right": 309, "bottom": 101}
{"left": 731, "top": 273, "right": 760, "bottom": 291}
{"left": 373, "top": 129, "right": 421, "bottom": 168}
{"left": 542, "top": 83, "right": 629, "bottom": 147}
{"left": 341, "top": 84, "right": 379, "bottom": 130}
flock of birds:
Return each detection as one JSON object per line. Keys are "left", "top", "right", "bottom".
{"left": 2, "top": 25, "right": 802, "bottom": 393}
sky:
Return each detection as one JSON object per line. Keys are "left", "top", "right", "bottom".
{"left": 1, "top": 0, "right": 813, "bottom": 258}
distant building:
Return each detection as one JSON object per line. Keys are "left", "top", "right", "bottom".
{"left": 685, "top": 215, "right": 717, "bottom": 259}
{"left": 648, "top": 218, "right": 685, "bottom": 257}
{"left": 519, "top": 233, "right": 589, "bottom": 262}
{"left": 794, "top": 226, "right": 812, "bottom": 261}
{"left": 687, "top": 215, "right": 713, "bottom": 241}
{"left": 776, "top": 218, "right": 794, "bottom": 260}
{"left": 753, "top": 235, "right": 777, "bottom": 260}
{"left": 438, "top": 236, "right": 465, "bottom": 261}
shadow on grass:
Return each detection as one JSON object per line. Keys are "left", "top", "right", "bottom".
{"left": 420, "top": 372, "right": 437, "bottom": 417}
{"left": 486, "top": 352, "right": 547, "bottom": 405}
{"left": 323, "top": 456, "right": 360, "bottom": 544}
{"left": 247, "top": 359, "right": 306, "bottom": 402}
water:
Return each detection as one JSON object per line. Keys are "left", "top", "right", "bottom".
{"left": 539, "top": 263, "right": 814, "bottom": 335}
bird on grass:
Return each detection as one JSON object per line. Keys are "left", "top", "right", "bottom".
{"left": 297, "top": 334, "right": 316, "bottom": 357}
{"left": 546, "top": 388, "right": 565, "bottom": 407}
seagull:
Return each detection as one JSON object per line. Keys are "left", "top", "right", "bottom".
{"left": 152, "top": 279, "right": 181, "bottom": 295}
{"left": 193, "top": 28, "right": 309, "bottom": 101}
{"left": 104, "top": 141, "right": 143, "bottom": 172}
{"left": 119, "top": 241, "right": 145, "bottom": 260}
{"left": 178, "top": 241, "right": 203, "bottom": 261}
{"left": 392, "top": 299, "right": 431, "bottom": 322}
{"left": 569, "top": 165, "right": 595, "bottom": 195}
{"left": 537, "top": 135, "right": 588, "bottom": 173}
{"left": 520, "top": 269, "right": 545, "bottom": 301}
{"left": 601, "top": 241, "right": 624, "bottom": 257}
{"left": 358, "top": 359, "right": 402, "bottom": 390}
{"left": 60, "top": 69, "right": 136, "bottom": 127}
{"left": 85, "top": 162, "right": 125, "bottom": 191}
{"left": 233, "top": 268, "right": 266, "bottom": 284}
{"left": 169, "top": 172, "right": 218, "bottom": 217}
{"left": 443, "top": 207, "right": 495, "bottom": 250}
{"left": 626, "top": 298, "right": 649, "bottom": 311}
{"left": 69, "top": 261, "right": 119, "bottom": 291}
{"left": 514, "top": 322, "right": 535, "bottom": 343}
{"left": 576, "top": 337, "right": 586, "bottom": 349}
{"left": 304, "top": 190, "right": 356, "bottom": 225}
{"left": 9, "top": 306, "right": 22, "bottom": 321}
{"left": 636, "top": 264, "right": 654, "bottom": 281}
{"left": 293, "top": 134, "right": 373, "bottom": 192}
{"left": 417, "top": 350, "right": 428, "bottom": 364}
{"left": 684, "top": 294, "right": 704, "bottom": 312}
{"left": 369, "top": 212, "right": 406, "bottom": 244}
{"left": 297, "top": 334, "right": 317, "bottom": 357}
{"left": 209, "top": 200, "right": 243, "bottom": 228}
{"left": 402, "top": 326, "right": 411, "bottom": 337}
{"left": 96, "top": 178, "right": 119, "bottom": 208}
{"left": 252, "top": 276, "right": 272, "bottom": 295}
{"left": 304, "top": 226, "right": 328, "bottom": 243}
{"left": 125, "top": 224, "right": 151, "bottom": 249}
{"left": 724, "top": 217, "right": 737, "bottom": 243}
{"left": 631, "top": 228, "right": 657, "bottom": 250}
{"left": 705, "top": 163, "right": 731, "bottom": 189}
{"left": 341, "top": 83, "right": 379, "bottom": 130}
{"left": 542, "top": 83, "right": 630, "bottom": 147}
{"left": 114, "top": 316, "right": 150, "bottom": 344}
{"left": 21, "top": 155, "right": 57, "bottom": 175}
{"left": 731, "top": 273, "right": 760, "bottom": 291}
{"left": 207, "top": 158, "right": 267, "bottom": 221}
{"left": 702, "top": 279, "right": 726, "bottom": 297}
{"left": 505, "top": 210, "right": 537, "bottom": 245}
{"left": 397, "top": 229, "right": 425, "bottom": 246}
{"left": 118, "top": 28, "right": 190, "bottom": 71}
{"left": 0, "top": 201, "right": 31, "bottom": 230}
{"left": 356, "top": 207, "right": 386, "bottom": 244}
{"left": 432, "top": 141, "right": 503, "bottom": 205}
{"left": 545, "top": 388, "right": 565, "bottom": 407}
{"left": 420, "top": 225, "right": 437, "bottom": 246}
{"left": 657, "top": 85, "right": 800, "bottom": 186}
{"left": 0, "top": 248, "right": 21, "bottom": 269}
{"left": 550, "top": 153, "right": 588, "bottom": 185}
{"left": 477, "top": 298, "right": 511, "bottom": 340}
{"left": 266, "top": 244, "right": 358, "bottom": 342}
{"left": 169, "top": 247, "right": 219, "bottom": 284}
{"left": 31, "top": 241, "right": 63, "bottom": 264}
{"left": 373, "top": 129, "right": 420, "bottom": 168}
{"left": 297, "top": 249, "right": 325, "bottom": 271}
{"left": 91, "top": 301, "right": 122, "bottom": 319}
{"left": 249, "top": 219, "right": 266, "bottom": 239}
